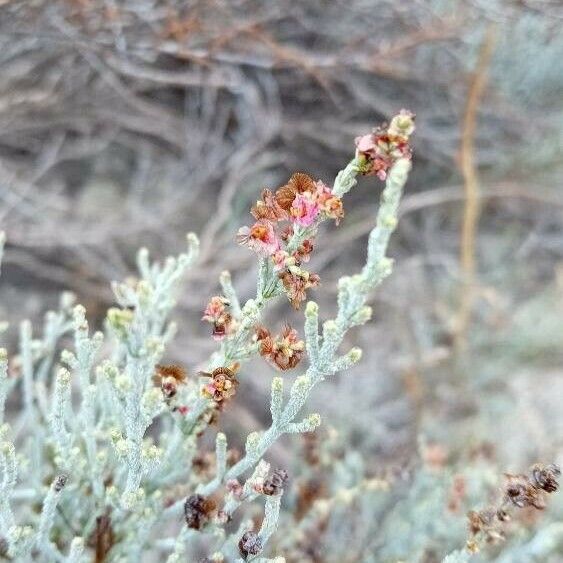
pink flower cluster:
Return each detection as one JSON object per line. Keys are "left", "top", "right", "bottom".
{"left": 355, "top": 109, "right": 415, "bottom": 180}
{"left": 290, "top": 180, "right": 343, "bottom": 228}
{"left": 236, "top": 172, "right": 342, "bottom": 308}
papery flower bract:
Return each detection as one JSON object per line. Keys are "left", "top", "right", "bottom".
{"left": 322, "top": 196, "right": 344, "bottom": 224}
{"left": 237, "top": 219, "right": 280, "bottom": 256}
{"left": 290, "top": 193, "right": 320, "bottom": 227}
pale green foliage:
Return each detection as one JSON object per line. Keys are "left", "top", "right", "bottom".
{"left": 0, "top": 153, "right": 414, "bottom": 561}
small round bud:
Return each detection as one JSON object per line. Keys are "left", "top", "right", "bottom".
{"left": 245, "top": 432, "right": 261, "bottom": 453}
{"left": 349, "top": 347, "right": 363, "bottom": 363}
{"left": 305, "top": 301, "right": 318, "bottom": 316}
{"left": 307, "top": 413, "right": 322, "bottom": 428}
{"left": 56, "top": 368, "right": 71, "bottom": 386}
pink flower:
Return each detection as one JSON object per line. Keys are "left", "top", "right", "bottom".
{"left": 355, "top": 133, "right": 377, "bottom": 154}
{"left": 237, "top": 219, "right": 280, "bottom": 256}
{"left": 202, "top": 296, "right": 228, "bottom": 322}
{"left": 202, "top": 296, "right": 233, "bottom": 340}
{"left": 290, "top": 193, "right": 320, "bottom": 227}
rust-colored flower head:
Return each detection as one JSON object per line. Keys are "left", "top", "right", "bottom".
{"left": 254, "top": 324, "right": 271, "bottom": 343}
{"left": 467, "top": 509, "right": 502, "bottom": 543}
{"left": 289, "top": 172, "right": 316, "bottom": 194}
{"left": 262, "top": 468, "right": 289, "bottom": 496}
{"left": 184, "top": 494, "right": 216, "bottom": 530}
{"left": 238, "top": 530, "right": 262, "bottom": 559}
{"left": 153, "top": 364, "right": 187, "bottom": 399}
{"left": 275, "top": 183, "right": 297, "bottom": 212}
{"left": 465, "top": 462, "right": 560, "bottom": 553}
{"left": 200, "top": 364, "right": 239, "bottom": 404}
{"left": 275, "top": 172, "right": 316, "bottom": 212}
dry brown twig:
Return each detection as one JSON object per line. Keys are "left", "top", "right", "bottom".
{"left": 454, "top": 25, "right": 497, "bottom": 351}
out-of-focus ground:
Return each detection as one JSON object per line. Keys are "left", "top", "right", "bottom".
{"left": 1, "top": 1, "right": 563, "bottom": 560}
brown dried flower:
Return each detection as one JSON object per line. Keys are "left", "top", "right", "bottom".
{"left": 251, "top": 189, "right": 288, "bottom": 221}
{"left": 278, "top": 268, "right": 320, "bottom": 309}
{"left": 503, "top": 473, "right": 546, "bottom": 510}
{"left": 256, "top": 325, "right": 305, "bottom": 371}
{"left": 274, "top": 172, "right": 317, "bottom": 211}
{"left": 262, "top": 468, "right": 289, "bottom": 496}
{"left": 531, "top": 463, "right": 561, "bottom": 493}
{"left": 294, "top": 239, "right": 314, "bottom": 264}
{"left": 275, "top": 183, "right": 297, "bottom": 212}
{"left": 288, "top": 172, "right": 316, "bottom": 194}
{"left": 239, "top": 530, "right": 262, "bottom": 559}
{"left": 184, "top": 494, "right": 216, "bottom": 530}
{"left": 466, "top": 462, "right": 560, "bottom": 553}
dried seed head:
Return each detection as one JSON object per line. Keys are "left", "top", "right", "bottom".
{"left": 288, "top": 172, "right": 316, "bottom": 194}
{"left": 184, "top": 494, "right": 216, "bottom": 530}
{"left": 531, "top": 463, "right": 561, "bottom": 493}
{"left": 504, "top": 474, "right": 545, "bottom": 510}
{"left": 238, "top": 530, "right": 262, "bottom": 559}
{"left": 496, "top": 508, "right": 510, "bottom": 522}
{"left": 275, "top": 183, "right": 297, "bottom": 212}
{"left": 54, "top": 474, "right": 68, "bottom": 492}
